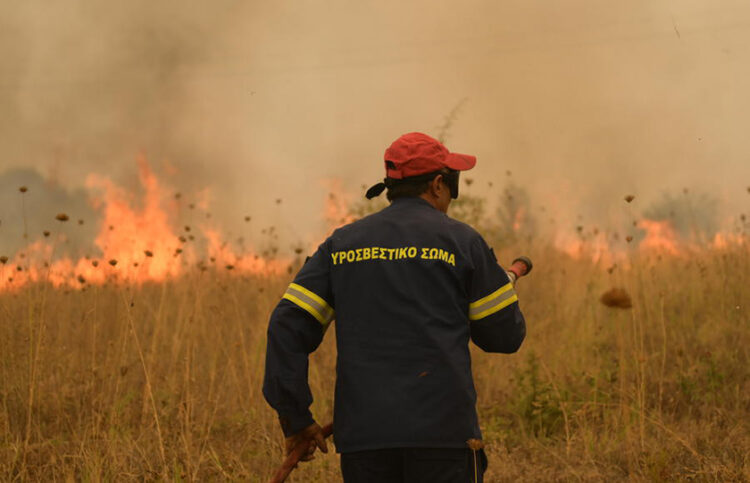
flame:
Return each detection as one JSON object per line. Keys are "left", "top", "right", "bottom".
{"left": 637, "top": 219, "right": 682, "bottom": 255}
{"left": 203, "top": 227, "right": 288, "bottom": 273}
{"left": 555, "top": 219, "right": 686, "bottom": 264}
{"left": 711, "top": 231, "right": 746, "bottom": 250}
{"left": 2, "top": 169, "right": 747, "bottom": 291}
{"left": 84, "top": 156, "right": 184, "bottom": 281}
{"left": 0, "top": 157, "right": 287, "bottom": 292}
{"left": 554, "top": 231, "right": 618, "bottom": 265}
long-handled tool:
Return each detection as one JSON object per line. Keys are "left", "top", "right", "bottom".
{"left": 270, "top": 256, "right": 533, "bottom": 482}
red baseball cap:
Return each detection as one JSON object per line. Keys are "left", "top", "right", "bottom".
{"left": 384, "top": 132, "right": 476, "bottom": 179}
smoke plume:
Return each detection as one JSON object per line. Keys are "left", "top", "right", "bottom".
{"left": 1, "top": 0, "right": 749, "bottom": 252}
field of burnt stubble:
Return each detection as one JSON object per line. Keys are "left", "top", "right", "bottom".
{"left": 1, "top": 181, "right": 749, "bottom": 481}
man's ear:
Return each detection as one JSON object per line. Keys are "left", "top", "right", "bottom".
{"left": 430, "top": 174, "right": 444, "bottom": 197}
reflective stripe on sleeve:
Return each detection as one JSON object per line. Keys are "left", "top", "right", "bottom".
{"left": 282, "top": 283, "right": 335, "bottom": 326}
{"left": 469, "top": 282, "right": 518, "bottom": 321}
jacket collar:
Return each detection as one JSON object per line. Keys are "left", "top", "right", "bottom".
{"left": 390, "top": 197, "right": 434, "bottom": 209}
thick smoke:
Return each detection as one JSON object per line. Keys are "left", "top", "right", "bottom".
{"left": 0, "top": 168, "right": 96, "bottom": 255}
{"left": 1, "top": 0, "right": 749, "bottom": 250}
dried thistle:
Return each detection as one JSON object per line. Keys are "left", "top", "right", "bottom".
{"left": 466, "top": 439, "right": 484, "bottom": 451}
{"left": 108, "top": 259, "right": 117, "bottom": 266}
{"left": 43, "top": 230, "right": 50, "bottom": 237}
{"left": 184, "top": 225, "right": 191, "bottom": 232}
{"left": 225, "top": 264, "right": 234, "bottom": 270}
{"left": 624, "top": 194, "right": 635, "bottom": 203}
{"left": 144, "top": 250, "right": 154, "bottom": 257}
{"left": 0, "top": 256, "right": 7, "bottom": 264}
{"left": 77, "top": 275, "right": 86, "bottom": 284}
{"left": 92, "top": 260, "right": 99, "bottom": 267}
{"left": 626, "top": 235, "right": 634, "bottom": 243}
{"left": 19, "top": 186, "right": 28, "bottom": 193}
{"left": 55, "top": 213, "right": 69, "bottom": 222}
{"left": 600, "top": 288, "right": 632, "bottom": 309}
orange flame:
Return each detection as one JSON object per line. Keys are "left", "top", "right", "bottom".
{"left": 84, "top": 156, "right": 184, "bottom": 282}
{"left": 637, "top": 219, "right": 681, "bottom": 255}
{"left": 203, "top": 227, "right": 288, "bottom": 273}
{"left": 0, "top": 157, "right": 287, "bottom": 292}
{"left": 3, "top": 171, "right": 747, "bottom": 291}
{"left": 554, "top": 231, "right": 619, "bottom": 265}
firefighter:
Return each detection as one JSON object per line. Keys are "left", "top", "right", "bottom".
{"left": 263, "top": 132, "right": 526, "bottom": 482}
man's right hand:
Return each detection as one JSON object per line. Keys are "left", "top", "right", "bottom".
{"left": 284, "top": 422, "right": 329, "bottom": 462}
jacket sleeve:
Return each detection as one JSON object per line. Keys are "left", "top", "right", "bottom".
{"left": 467, "top": 236, "right": 526, "bottom": 353}
{"left": 262, "top": 240, "right": 335, "bottom": 437}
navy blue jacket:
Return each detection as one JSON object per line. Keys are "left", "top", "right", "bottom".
{"left": 263, "top": 197, "right": 525, "bottom": 453}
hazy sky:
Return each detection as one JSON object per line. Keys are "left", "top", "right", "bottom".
{"left": 1, "top": 0, "right": 749, "bottom": 250}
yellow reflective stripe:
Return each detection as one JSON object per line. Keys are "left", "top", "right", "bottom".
{"left": 289, "top": 283, "right": 330, "bottom": 311}
{"left": 283, "top": 283, "right": 334, "bottom": 326}
{"left": 469, "top": 293, "right": 518, "bottom": 321}
{"left": 283, "top": 292, "right": 329, "bottom": 325}
{"left": 469, "top": 282, "right": 513, "bottom": 309}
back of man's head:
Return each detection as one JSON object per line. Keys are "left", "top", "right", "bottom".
{"left": 365, "top": 133, "right": 476, "bottom": 202}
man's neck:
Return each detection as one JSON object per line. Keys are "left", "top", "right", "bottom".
{"left": 418, "top": 193, "right": 447, "bottom": 213}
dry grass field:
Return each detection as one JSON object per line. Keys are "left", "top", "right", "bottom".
{"left": 1, "top": 235, "right": 748, "bottom": 481}
{"left": 5, "top": 1, "right": 750, "bottom": 478}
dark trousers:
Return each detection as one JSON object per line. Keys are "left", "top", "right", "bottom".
{"left": 340, "top": 447, "right": 487, "bottom": 483}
